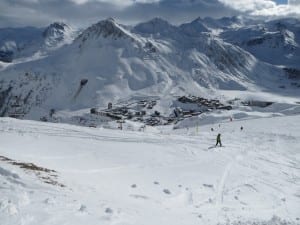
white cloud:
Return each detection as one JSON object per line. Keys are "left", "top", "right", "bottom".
{"left": 69, "top": 0, "right": 131, "bottom": 6}
{"left": 69, "top": 0, "right": 160, "bottom": 6}
{"left": 0, "top": 0, "right": 299, "bottom": 28}
{"left": 0, "top": 0, "right": 235, "bottom": 28}
{"left": 218, "top": 0, "right": 300, "bottom": 18}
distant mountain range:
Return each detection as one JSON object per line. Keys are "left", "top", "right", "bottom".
{"left": 0, "top": 22, "right": 77, "bottom": 63}
{"left": 0, "top": 16, "right": 299, "bottom": 122}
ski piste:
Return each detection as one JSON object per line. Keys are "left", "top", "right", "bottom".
{"left": 208, "top": 145, "right": 225, "bottom": 149}
{"left": 1, "top": 115, "right": 299, "bottom": 225}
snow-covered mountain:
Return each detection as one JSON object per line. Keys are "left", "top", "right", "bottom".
{"left": 133, "top": 17, "right": 179, "bottom": 36}
{"left": 188, "top": 16, "right": 244, "bottom": 31}
{"left": 0, "top": 17, "right": 299, "bottom": 124}
{"left": 221, "top": 18, "right": 300, "bottom": 69}
{"left": 0, "top": 22, "right": 76, "bottom": 62}
{"left": 42, "top": 22, "right": 75, "bottom": 49}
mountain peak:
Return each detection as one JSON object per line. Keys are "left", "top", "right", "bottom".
{"left": 48, "top": 22, "right": 68, "bottom": 30}
{"left": 192, "top": 16, "right": 204, "bottom": 22}
{"left": 106, "top": 17, "right": 116, "bottom": 23}
{"left": 148, "top": 17, "right": 170, "bottom": 24}
{"left": 43, "top": 22, "right": 69, "bottom": 37}
{"left": 180, "top": 17, "right": 209, "bottom": 35}
{"left": 133, "top": 17, "right": 177, "bottom": 35}
{"left": 42, "top": 22, "right": 74, "bottom": 48}
{"left": 77, "top": 18, "right": 131, "bottom": 41}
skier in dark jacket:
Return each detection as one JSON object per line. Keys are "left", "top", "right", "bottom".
{"left": 216, "top": 133, "right": 222, "bottom": 147}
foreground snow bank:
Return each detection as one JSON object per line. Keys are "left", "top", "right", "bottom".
{"left": 0, "top": 115, "right": 299, "bottom": 225}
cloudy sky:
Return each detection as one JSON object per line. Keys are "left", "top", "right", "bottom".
{"left": 0, "top": 0, "right": 299, "bottom": 28}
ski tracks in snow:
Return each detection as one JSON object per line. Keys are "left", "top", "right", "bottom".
{"left": 214, "top": 146, "right": 248, "bottom": 221}
{"left": 216, "top": 162, "right": 233, "bottom": 208}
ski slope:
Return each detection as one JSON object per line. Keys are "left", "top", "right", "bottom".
{"left": 0, "top": 115, "right": 299, "bottom": 225}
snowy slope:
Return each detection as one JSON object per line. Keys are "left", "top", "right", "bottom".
{"left": 221, "top": 18, "right": 300, "bottom": 69}
{"left": 1, "top": 17, "right": 298, "bottom": 123}
{"left": 0, "top": 22, "right": 76, "bottom": 63}
{"left": 0, "top": 114, "right": 299, "bottom": 225}
{"left": 181, "top": 16, "right": 245, "bottom": 32}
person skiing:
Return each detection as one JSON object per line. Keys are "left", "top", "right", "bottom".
{"left": 216, "top": 133, "right": 222, "bottom": 147}
{"left": 240, "top": 126, "right": 243, "bottom": 131}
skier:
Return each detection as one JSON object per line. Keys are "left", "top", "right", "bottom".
{"left": 215, "top": 133, "right": 222, "bottom": 147}
{"left": 240, "top": 126, "right": 243, "bottom": 131}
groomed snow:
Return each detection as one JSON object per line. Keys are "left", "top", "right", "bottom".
{"left": 0, "top": 114, "right": 299, "bottom": 225}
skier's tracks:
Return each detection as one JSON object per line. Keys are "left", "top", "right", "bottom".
{"left": 216, "top": 162, "right": 233, "bottom": 207}
{"left": 215, "top": 150, "right": 246, "bottom": 212}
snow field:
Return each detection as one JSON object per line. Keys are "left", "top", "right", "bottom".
{"left": 0, "top": 114, "right": 299, "bottom": 225}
